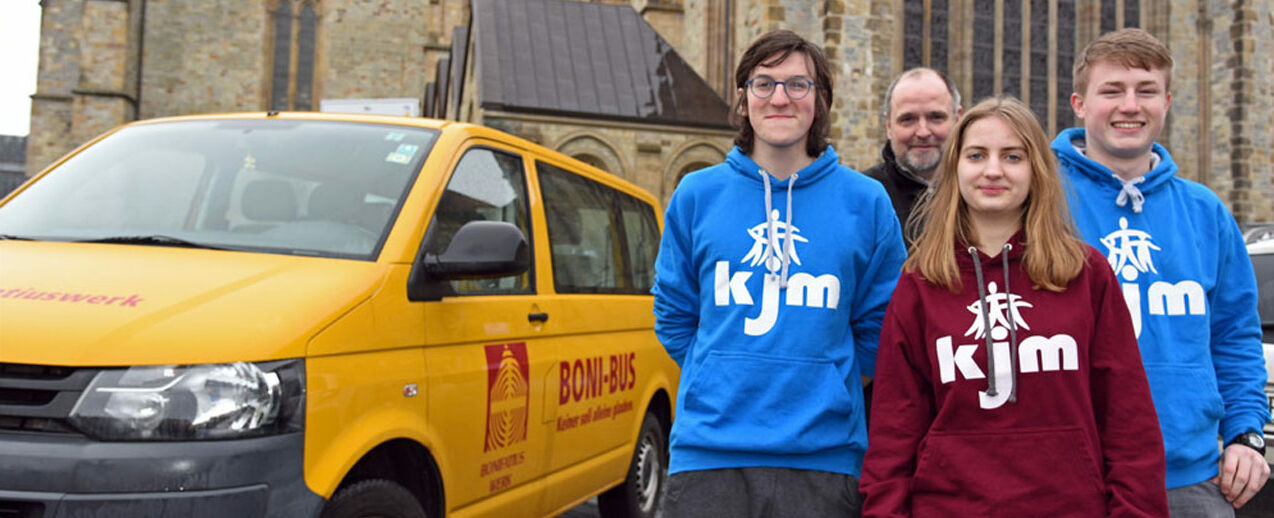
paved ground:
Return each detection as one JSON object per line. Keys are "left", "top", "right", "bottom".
{"left": 1237, "top": 463, "right": 1274, "bottom": 518}
{"left": 556, "top": 498, "right": 598, "bottom": 518}
{"left": 558, "top": 469, "right": 1274, "bottom": 518}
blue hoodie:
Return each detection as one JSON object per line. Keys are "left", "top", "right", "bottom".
{"left": 652, "top": 146, "right": 906, "bottom": 477}
{"left": 1052, "top": 128, "right": 1269, "bottom": 489}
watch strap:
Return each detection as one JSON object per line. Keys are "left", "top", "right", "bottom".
{"left": 1228, "top": 431, "right": 1266, "bottom": 455}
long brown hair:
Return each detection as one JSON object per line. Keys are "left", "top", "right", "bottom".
{"left": 730, "top": 30, "right": 833, "bottom": 158}
{"left": 904, "top": 96, "right": 1086, "bottom": 292}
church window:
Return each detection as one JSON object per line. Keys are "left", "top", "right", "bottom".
{"left": 269, "top": 1, "right": 319, "bottom": 111}
{"left": 900, "top": 0, "right": 1141, "bottom": 135}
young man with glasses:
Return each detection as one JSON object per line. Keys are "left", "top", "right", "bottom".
{"left": 653, "top": 29, "right": 906, "bottom": 517}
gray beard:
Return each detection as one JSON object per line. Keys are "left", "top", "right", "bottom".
{"left": 897, "top": 152, "right": 939, "bottom": 180}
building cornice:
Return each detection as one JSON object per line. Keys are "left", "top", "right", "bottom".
{"left": 483, "top": 109, "right": 735, "bottom": 137}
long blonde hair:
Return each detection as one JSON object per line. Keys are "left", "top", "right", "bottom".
{"left": 904, "top": 96, "right": 1086, "bottom": 292}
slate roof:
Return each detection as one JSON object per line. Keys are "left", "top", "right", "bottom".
{"left": 0, "top": 134, "right": 26, "bottom": 184}
{"left": 471, "top": 0, "right": 731, "bottom": 129}
{"left": 0, "top": 135, "right": 25, "bottom": 170}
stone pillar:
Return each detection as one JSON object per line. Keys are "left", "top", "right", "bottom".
{"left": 637, "top": 0, "right": 686, "bottom": 53}
{"left": 1160, "top": 0, "right": 1203, "bottom": 186}
{"left": 1245, "top": 3, "right": 1274, "bottom": 222}
{"left": 1158, "top": 0, "right": 1273, "bottom": 223}
{"left": 1224, "top": 0, "right": 1273, "bottom": 223}
{"left": 27, "top": 0, "right": 84, "bottom": 175}
{"left": 825, "top": 0, "right": 896, "bottom": 168}
{"left": 27, "top": 0, "right": 139, "bottom": 175}
{"left": 1202, "top": 2, "right": 1235, "bottom": 207}
{"left": 70, "top": 0, "right": 134, "bottom": 145}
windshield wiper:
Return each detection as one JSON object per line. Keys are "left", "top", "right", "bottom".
{"left": 77, "top": 235, "right": 230, "bottom": 250}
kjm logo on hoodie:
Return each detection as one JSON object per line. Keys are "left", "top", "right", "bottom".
{"left": 713, "top": 210, "right": 841, "bottom": 336}
{"left": 1101, "top": 217, "right": 1205, "bottom": 337}
{"left": 936, "top": 283, "right": 1078, "bottom": 409}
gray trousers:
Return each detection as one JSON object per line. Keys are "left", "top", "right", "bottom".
{"left": 662, "top": 467, "right": 861, "bottom": 518}
{"left": 1168, "top": 481, "right": 1235, "bottom": 518}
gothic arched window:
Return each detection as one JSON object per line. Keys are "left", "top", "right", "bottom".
{"left": 900, "top": 0, "right": 1141, "bottom": 135}
{"left": 269, "top": 1, "right": 318, "bottom": 111}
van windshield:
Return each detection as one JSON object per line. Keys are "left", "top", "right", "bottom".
{"left": 0, "top": 119, "right": 436, "bottom": 260}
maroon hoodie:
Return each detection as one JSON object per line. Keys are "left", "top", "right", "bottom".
{"left": 861, "top": 234, "right": 1167, "bottom": 517}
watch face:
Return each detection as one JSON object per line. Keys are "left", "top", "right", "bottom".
{"left": 1238, "top": 432, "right": 1265, "bottom": 450}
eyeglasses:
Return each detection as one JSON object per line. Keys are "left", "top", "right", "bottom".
{"left": 743, "top": 75, "right": 818, "bottom": 100}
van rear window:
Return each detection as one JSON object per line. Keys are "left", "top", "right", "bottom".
{"left": 538, "top": 161, "right": 658, "bottom": 295}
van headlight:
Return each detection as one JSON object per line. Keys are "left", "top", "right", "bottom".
{"left": 69, "top": 360, "right": 304, "bottom": 440}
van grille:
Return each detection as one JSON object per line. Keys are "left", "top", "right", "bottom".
{"left": 0, "top": 500, "right": 45, "bottom": 518}
{"left": 0, "top": 363, "right": 98, "bottom": 436}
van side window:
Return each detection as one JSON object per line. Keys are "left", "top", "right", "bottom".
{"left": 426, "top": 148, "right": 533, "bottom": 295}
{"left": 538, "top": 161, "right": 658, "bottom": 294}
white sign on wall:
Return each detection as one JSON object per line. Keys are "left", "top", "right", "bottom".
{"left": 319, "top": 98, "right": 420, "bottom": 117}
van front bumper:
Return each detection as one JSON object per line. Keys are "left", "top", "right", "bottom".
{"left": 0, "top": 431, "right": 324, "bottom": 517}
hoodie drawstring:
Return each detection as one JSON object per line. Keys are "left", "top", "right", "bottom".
{"left": 759, "top": 169, "right": 797, "bottom": 288}
{"left": 969, "top": 246, "right": 998, "bottom": 397}
{"left": 781, "top": 176, "right": 796, "bottom": 287}
{"left": 1115, "top": 175, "right": 1146, "bottom": 213}
{"left": 1001, "top": 243, "right": 1018, "bottom": 403}
{"left": 968, "top": 243, "right": 1019, "bottom": 403}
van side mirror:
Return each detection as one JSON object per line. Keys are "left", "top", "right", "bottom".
{"left": 423, "top": 221, "right": 529, "bottom": 279}
{"left": 407, "top": 220, "right": 531, "bottom": 301}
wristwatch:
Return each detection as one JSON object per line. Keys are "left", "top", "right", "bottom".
{"left": 1228, "top": 431, "right": 1267, "bottom": 456}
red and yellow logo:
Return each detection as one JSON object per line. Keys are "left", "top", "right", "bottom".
{"left": 483, "top": 342, "right": 530, "bottom": 452}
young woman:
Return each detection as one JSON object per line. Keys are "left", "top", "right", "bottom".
{"left": 859, "top": 97, "right": 1168, "bottom": 517}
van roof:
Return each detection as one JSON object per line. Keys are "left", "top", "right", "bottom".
{"left": 122, "top": 112, "right": 659, "bottom": 206}
{"left": 1248, "top": 238, "right": 1274, "bottom": 256}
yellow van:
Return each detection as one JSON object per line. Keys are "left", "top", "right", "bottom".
{"left": 0, "top": 112, "right": 678, "bottom": 518}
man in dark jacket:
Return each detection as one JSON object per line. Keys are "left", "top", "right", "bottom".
{"left": 863, "top": 68, "right": 962, "bottom": 245}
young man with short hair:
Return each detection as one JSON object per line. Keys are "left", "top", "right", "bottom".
{"left": 653, "top": 30, "right": 905, "bottom": 517}
{"left": 864, "top": 67, "right": 963, "bottom": 245}
{"left": 1053, "top": 28, "right": 1270, "bottom": 514}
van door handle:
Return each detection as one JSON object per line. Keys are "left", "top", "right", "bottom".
{"left": 528, "top": 312, "right": 549, "bottom": 323}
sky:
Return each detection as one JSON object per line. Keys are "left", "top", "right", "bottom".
{"left": 0, "top": 1, "right": 42, "bottom": 136}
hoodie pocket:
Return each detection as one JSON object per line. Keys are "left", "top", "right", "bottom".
{"left": 677, "top": 351, "right": 856, "bottom": 454}
{"left": 1142, "top": 363, "right": 1224, "bottom": 468}
{"left": 911, "top": 427, "right": 1105, "bottom": 517}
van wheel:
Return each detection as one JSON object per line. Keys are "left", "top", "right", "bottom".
{"left": 598, "top": 411, "right": 667, "bottom": 518}
{"left": 321, "top": 479, "right": 427, "bottom": 518}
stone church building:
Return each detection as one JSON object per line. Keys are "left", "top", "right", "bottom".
{"left": 26, "top": 0, "right": 1274, "bottom": 221}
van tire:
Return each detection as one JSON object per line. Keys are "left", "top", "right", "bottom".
{"left": 598, "top": 411, "right": 667, "bottom": 518}
{"left": 321, "top": 479, "right": 428, "bottom": 518}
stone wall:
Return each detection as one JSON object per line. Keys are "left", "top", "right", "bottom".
{"left": 1228, "top": 0, "right": 1274, "bottom": 222}
{"left": 679, "top": 0, "right": 709, "bottom": 85}
{"left": 481, "top": 112, "right": 732, "bottom": 206}
{"left": 638, "top": 1, "right": 686, "bottom": 54}
{"left": 1161, "top": 0, "right": 1203, "bottom": 187}
{"left": 72, "top": 0, "right": 133, "bottom": 147}
{"left": 1158, "top": 0, "right": 1274, "bottom": 223}
{"left": 139, "top": 0, "right": 268, "bottom": 118}
{"left": 27, "top": 0, "right": 83, "bottom": 174}
{"left": 711, "top": 0, "right": 891, "bottom": 170}
{"left": 23, "top": 0, "right": 1272, "bottom": 222}
{"left": 1250, "top": 4, "right": 1274, "bottom": 222}
{"left": 1204, "top": 1, "right": 1234, "bottom": 199}
{"left": 822, "top": 0, "right": 894, "bottom": 168}
{"left": 321, "top": 1, "right": 432, "bottom": 102}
